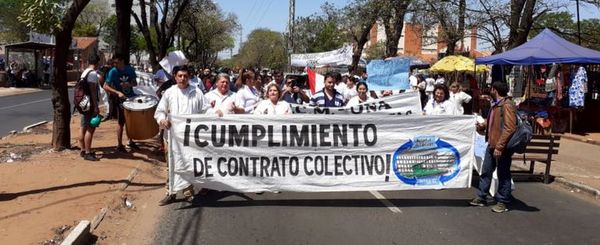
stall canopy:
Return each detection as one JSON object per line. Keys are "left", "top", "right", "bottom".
{"left": 476, "top": 29, "right": 600, "bottom": 65}
{"left": 291, "top": 45, "right": 366, "bottom": 67}
{"left": 430, "top": 55, "right": 489, "bottom": 73}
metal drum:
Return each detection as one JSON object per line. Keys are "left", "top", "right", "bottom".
{"left": 122, "top": 95, "right": 159, "bottom": 140}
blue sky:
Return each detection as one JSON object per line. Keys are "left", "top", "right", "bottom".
{"left": 215, "top": 0, "right": 600, "bottom": 57}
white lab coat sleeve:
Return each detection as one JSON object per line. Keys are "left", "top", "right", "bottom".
{"left": 154, "top": 91, "right": 169, "bottom": 123}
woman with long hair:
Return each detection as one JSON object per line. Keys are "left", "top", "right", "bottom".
{"left": 346, "top": 81, "right": 374, "bottom": 107}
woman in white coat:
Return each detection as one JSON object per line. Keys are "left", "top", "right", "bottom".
{"left": 254, "top": 83, "right": 292, "bottom": 115}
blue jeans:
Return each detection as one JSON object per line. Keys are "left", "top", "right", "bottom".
{"left": 477, "top": 147, "right": 513, "bottom": 203}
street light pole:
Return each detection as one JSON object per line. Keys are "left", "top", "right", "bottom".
{"left": 288, "top": 0, "right": 295, "bottom": 72}
{"left": 576, "top": 0, "right": 581, "bottom": 45}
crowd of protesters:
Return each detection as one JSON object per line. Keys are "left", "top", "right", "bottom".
{"left": 74, "top": 54, "right": 516, "bottom": 213}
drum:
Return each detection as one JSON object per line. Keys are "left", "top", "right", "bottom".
{"left": 122, "top": 95, "right": 159, "bottom": 140}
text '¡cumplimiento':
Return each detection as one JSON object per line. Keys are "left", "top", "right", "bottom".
{"left": 183, "top": 123, "right": 378, "bottom": 148}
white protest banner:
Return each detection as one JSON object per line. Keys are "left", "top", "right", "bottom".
{"left": 291, "top": 92, "right": 423, "bottom": 115}
{"left": 367, "top": 58, "right": 410, "bottom": 91}
{"left": 168, "top": 114, "right": 475, "bottom": 193}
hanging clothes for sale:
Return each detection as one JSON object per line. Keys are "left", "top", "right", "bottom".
{"left": 545, "top": 63, "right": 558, "bottom": 92}
{"left": 510, "top": 66, "right": 524, "bottom": 97}
{"left": 569, "top": 66, "right": 587, "bottom": 108}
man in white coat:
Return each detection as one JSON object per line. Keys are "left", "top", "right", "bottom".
{"left": 154, "top": 65, "right": 212, "bottom": 206}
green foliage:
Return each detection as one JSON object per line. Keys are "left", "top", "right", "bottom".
{"left": 365, "top": 41, "right": 386, "bottom": 60}
{"left": 18, "top": 0, "right": 64, "bottom": 34}
{"left": 235, "top": 29, "right": 287, "bottom": 70}
{"left": 102, "top": 15, "right": 117, "bottom": 50}
{"left": 180, "top": 0, "right": 239, "bottom": 68}
{"left": 0, "top": 0, "right": 29, "bottom": 43}
{"left": 73, "top": 22, "right": 97, "bottom": 37}
{"left": 294, "top": 14, "right": 345, "bottom": 53}
{"left": 73, "top": 1, "right": 110, "bottom": 37}
{"left": 531, "top": 11, "right": 600, "bottom": 51}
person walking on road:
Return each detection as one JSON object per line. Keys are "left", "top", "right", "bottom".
{"left": 470, "top": 81, "right": 517, "bottom": 213}
{"left": 154, "top": 65, "right": 213, "bottom": 206}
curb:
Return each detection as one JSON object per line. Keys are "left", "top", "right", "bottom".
{"left": 560, "top": 134, "right": 600, "bottom": 146}
{"left": 60, "top": 220, "right": 90, "bottom": 245}
{"left": 23, "top": 120, "right": 48, "bottom": 132}
{"left": 554, "top": 176, "right": 600, "bottom": 200}
{"left": 61, "top": 164, "right": 142, "bottom": 242}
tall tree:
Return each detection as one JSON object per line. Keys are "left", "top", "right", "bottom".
{"left": 115, "top": 0, "right": 133, "bottom": 63}
{"left": 235, "top": 29, "right": 287, "bottom": 70}
{"left": 293, "top": 2, "right": 346, "bottom": 53}
{"left": 73, "top": 1, "right": 111, "bottom": 37}
{"left": 0, "top": 0, "right": 29, "bottom": 44}
{"left": 131, "top": 0, "right": 191, "bottom": 71}
{"left": 343, "top": 0, "right": 382, "bottom": 74}
{"left": 421, "top": 0, "right": 467, "bottom": 56}
{"left": 179, "top": 0, "right": 239, "bottom": 68}
{"left": 380, "top": 0, "right": 412, "bottom": 57}
{"left": 19, "top": 0, "right": 91, "bottom": 150}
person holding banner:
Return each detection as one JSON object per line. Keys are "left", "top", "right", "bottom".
{"left": 154, "top": 65, "right": 213, "bottom": 206}
{"left": 254, "top": 83, "right": 292, "bottom": 115}
{"left": 423, "top": 84, "right": 459, "bottom": 115}
{"left": 205, "top": 73, "right": 238, "bottom": 115}
{"left": 309, "top": 72, "right": 345, "bottom": 107}
{"left": 343, "top": 76, "right": 358, "bottom": 101}
{"left": 346, "top": 81, "right": 374, "bottom": 107}
{"left": 234, "top": 69, "right": 261, "bottom": 113}
{"left": 470, "top": 81, "right": 517, "bottom": 213}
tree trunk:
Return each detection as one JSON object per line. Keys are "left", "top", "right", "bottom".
{"left": 507, "top": 0, "right": 537, "bottom": 49}
{"left": 51, "top": 0, "right": 91, "bottom": 150}
{"left": 116, "top": 0, "right": 133, "bottom": 63}
{"left": 384, "top": 1, "right": 410, "bottom": 57}
{"left": 351, "top": 25, "right": 371, "bottom": 75}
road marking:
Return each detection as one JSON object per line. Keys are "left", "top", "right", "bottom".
{"left": 369, "top": 190, "right": 402, "bottom": 214}
{"left": 0, "top": 98, "right": 51, "bottom": 110}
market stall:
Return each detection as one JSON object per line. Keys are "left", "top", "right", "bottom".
{"left": 476, "top": 29, "right": 600, "bottom": 133}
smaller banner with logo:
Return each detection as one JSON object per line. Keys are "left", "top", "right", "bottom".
{"left": 291, "top": 92, "right": 423, "bottom": 115}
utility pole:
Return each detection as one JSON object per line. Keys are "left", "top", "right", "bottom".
{"left": 576, "top": 0, "right": 581, "bottom": 45}
{"left": 288, "top": 0, "right": 295, "bottom": 72}
{"left": 239, "top": 27, "right": 243, "bottom": 54}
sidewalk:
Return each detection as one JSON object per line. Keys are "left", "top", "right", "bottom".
{"left": 516, "top": 134, "right": 600, "bottom": 199}
{"left": 0, "top": 115, "right": 166, "bottom": 244}
{"left": 0, "top": 87, "right": 44, "bottom": 97}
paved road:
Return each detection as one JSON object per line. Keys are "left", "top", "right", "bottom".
{"left": 154, "top": 183, "right": 600, "bottom": 245}
{"left": 0, "top": 89, "right": 72, "bottom": 137}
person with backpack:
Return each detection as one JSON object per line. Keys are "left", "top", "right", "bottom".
{"left": 77, "top": 54, "right": 101, "bottom": 161}
{"left": 103, "top": 54, "right": 138, "bottom": 153}
{"left": 470, "top": 81, "right": 517, "bottom": 213}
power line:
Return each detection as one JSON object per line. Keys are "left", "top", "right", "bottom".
{"left": 255, "top": 0, "right": 274, "bottom": 28}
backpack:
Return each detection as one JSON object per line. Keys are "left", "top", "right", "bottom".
{"left": 73, "top": 69, "right": 93, "bottom": 114}
{"left": 501, "top": 105, "right": 533, "bottom": 154}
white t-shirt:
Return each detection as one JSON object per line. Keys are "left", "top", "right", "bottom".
{"left": 235, "top": 85, "right": 260, "bottom": 113}
{"left": 343, "top": 86, "right": 358, "bottom": 101}
{"left": 449, "top": 91, "right": 472, "bottom": 115}
{"left": 253, "top": 99, "right": 292, "bottom": 115}
{"left": 423, "top": 99, "right": 458, "bottom": 115}
{"left": 409, "top": 75, "right": 418, "bottom": 90}
{"left": 346, "top": 95, "right": 374, "bottom": 107}
{"left": 205, "top": 89, "right": 236, "bottom": 114}
{"left": 81, "top": 68, "right": 98, "bottom": 84}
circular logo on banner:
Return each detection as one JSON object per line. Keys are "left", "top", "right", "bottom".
{"left": 392, "top": 135, "right": 460, "bottom": 186}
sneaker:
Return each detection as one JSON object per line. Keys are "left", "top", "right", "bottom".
{"left": 469, "top": 197, "right": 487, "bottom": 207}
{"left": 158, "top": 194, "right": 176, "bottom": 206}
{"left": 116, "top": 145, "right": 127, "bottom": 153}
{"left": 83, "top": 153, "right": 99, "bottom": 161}
{"left": 128, "top": 141, "right": 140, "bottom": 150}
{"left": 491, "top": 202, "right": 509, "bottom": 213}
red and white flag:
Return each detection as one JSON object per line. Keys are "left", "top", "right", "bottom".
{"left": 306, "top": 67, "right": 324, "bottom": 95}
